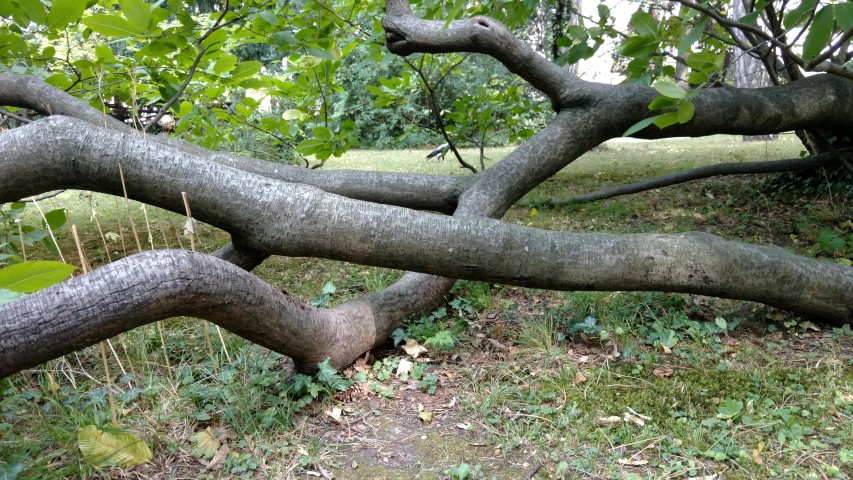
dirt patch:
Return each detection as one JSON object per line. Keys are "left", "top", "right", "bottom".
{"left": 299, "top": 371, "right": 537, "bottom": 479}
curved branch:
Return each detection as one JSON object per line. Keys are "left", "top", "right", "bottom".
{"left": 383, "top": 0, "right": 593, "bottom": 110}
{"left": 548, "top": 152, "right": 843, "bottom": 205}
{"left": 0, "top": 74, "right": 469, "bottom": 213}
{"left": 0, "top": 250, "right": 445, "bottom": 378}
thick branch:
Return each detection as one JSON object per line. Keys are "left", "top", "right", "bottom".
{"left": 620, "top": 75, "right": 853, "bottom": 139}
{"left": 0, "top": 250, "right": 446, "bottom": 378}
{"left": 1, "top": 117, "right": 850, "bottom": 323}
{"left": 0, "top": 74, "right": 468, "bottom": 212}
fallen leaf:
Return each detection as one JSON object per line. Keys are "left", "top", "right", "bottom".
{"left": 189, "top": 428, "right": 220, "bottom": 461}
{"left": 204, "top": 444, "right": 229, "bottom": 470}
{"left": 353, "top": 352, "right": 370, "bottom": 372}
{"left": 800, "top": 321, "right": 820, "bottom": 332}
{"left": 418, "top": 411, "right": 433, "bottom": 423}
{"left": 688, "top": 475, "right": 718, "bottom": 480}
{"left": 325, "top": 407, "right": 342, "bottom": 423}
{"left": 596, "top": 416, "right": 622, "bottom": 425}
{"left": 396, "top": 358, "right": 414, "bottom": 376}
{"left": 78, "top": 425, "right": 153, "bottom": 467}
{"left": 623, "top": 412, "right": 649, "bottom": 427}
{"left": 752, "top": 441, "right": 764, "bottom": 465}
{"left": 573, "top": 369, "right": 587, "bottom": 384}
{"left": 618, "top": 458, "right": 648, "bottom": 466}
{"left": 456, "top": 423, "right": 470, "bottom": 430}
{"left": 402, "top": 339, "right": 428, "bottom": 359}
{"left": 653, "top": 368, "right": 674, "bottom": 378}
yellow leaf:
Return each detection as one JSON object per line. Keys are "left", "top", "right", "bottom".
{"left": 78, "top": 425, "right": 152, "bottom": 467}
{"left": 190, "top": 428, "right": 220, "bottom": 460}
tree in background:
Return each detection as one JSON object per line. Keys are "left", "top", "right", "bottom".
{"left": 0, "top": 0, "right": 851, "bottom": 379}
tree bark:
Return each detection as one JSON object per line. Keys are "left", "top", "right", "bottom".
{"left": 1, "top": 1, "right": 852, "bottom": 380}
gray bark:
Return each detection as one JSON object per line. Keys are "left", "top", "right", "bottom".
{"left": 731, "top": 0, "right": 778, "bottom": 141}
{"left": 1, "top": 0, "right": 852, "bottom": 378}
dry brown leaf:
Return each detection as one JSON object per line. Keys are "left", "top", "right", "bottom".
{"left": 205, "top": 444, "right": 230, "bottom": 470}
{"left": 402, "top": 339, "right": 428, "bottom": 359}
{"left": 573, "top": 369, "right": 587, "bottom": 384}
{"left": 623, "top": 413, "right": 645, "bottom": 426}
{"left": 653, "top": 368, "right": 674, "bottom": 378}
{"left": 596, "top": 415, "right": 622, "bottom": 425}
{"left": 618, "top": 458, "right": 648, "bottom": 466}
{"left": 325, "top": 407, "right": 342, "bottom": 423}
{"left": 800, "top": 321, "right": 820, "bottom": 332}
{"left": 353, "top": 352, "right": 370, "bottom": 372}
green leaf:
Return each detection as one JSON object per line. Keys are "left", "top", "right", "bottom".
{"left": 648, "top": 95, "right": 680, "bottom": 110}
{"left": 212, "top": 54, "right": 237, "bottom": 75}
{"left": 117, "top": 0, "right": 151, "bottom": 34}
{"left": 653, "top": 111, "right": 680, "bottom": 129}
{"left": 43, "top": 209, "right": 68, "bottom": 231}
{"left": 716, "top": 399, "right": 744, "bottom": 419}
{"left": 616, "top": 35, "right": 658, "bottom": 57}
{"left": 0, "top": 288, "right": 25, "bottom": 306}
{"left": 783, "top": 0, "right": 818, "bottom": 30}
{"left": 282, "top": 109, "right": 307, "bottom": 121}
{"left": 47, "top": 0, "right": 87, "bottom": 29}
{"left": 313, "top": 126, "right": 333, "bottom": 141}
{"left": 738, "top": 11, "right": 760, "bottom": 26}
{"left": 685, "top": 51, "right": 723, "bottom": 72}
{"left": 82, "top": 14, "right": 137, "bottom": 37}
{"left": 78, "top": 425, "right": 152, "bottom": 467}
{"left": 631, "top": 10, "right": 659, "bottom": 37}
{"left": 295, "top": 139, "right": 326, "bottom": 155}
{"left": 200, "top": 28, "right": 228, "bottom": 52}
{"left": 0, "top": 461, "right": 24, "bottom": 480}
{"left": 0, "top": 261, "right": 75, "bottom": 293}
{"left": 677, "top": 101, "right": 695, "bottom": 124}
{"left": 679, "top": 16, "right": 709, "bottom": 52}
{"left": 802, "top": 6, "right": 834, "bottom": 61}
{"left": 17, "top": 0, "right": 47, "bottom": 25}
{"left": 321, "top": 281, "right": 336, "bottom": 295}
{"left": 836, "top": 4, "right": 853, "bottom": 31}
{"left": 623, "top": 116, "right": 659, "bottom": 137}
{"left": 230, "top": 61, "right": 262, "bottom": 80}
{"left": 653, "top": 81, "right": 687, "bottom": 100}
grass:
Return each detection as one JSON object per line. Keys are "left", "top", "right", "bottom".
{"left": 1, "top": 134, "right": 852, "bottom": 479}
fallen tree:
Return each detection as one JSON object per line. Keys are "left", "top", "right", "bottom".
{"left": 0, "top": 0, "right": 851, "bottom": 378}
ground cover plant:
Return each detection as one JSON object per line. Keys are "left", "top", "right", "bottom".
{"left": 2, "top": 139, "right": 852, "bottom": 479}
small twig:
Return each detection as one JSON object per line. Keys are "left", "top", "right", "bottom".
{"left": 522, "top": 463, "right": 541, "bottom": 479}
{"left": 19, "top": 190, "right": 67, "bottom": 203}
{"left": 0, "top": 107, "right": 33, "bottom": 123}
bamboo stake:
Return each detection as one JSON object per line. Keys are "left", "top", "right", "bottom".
{"left": 72, "top": 224, "right": 117, "bottom": 424}
{"left": 118, "top": 164, "right": 143, "bottom": 253}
